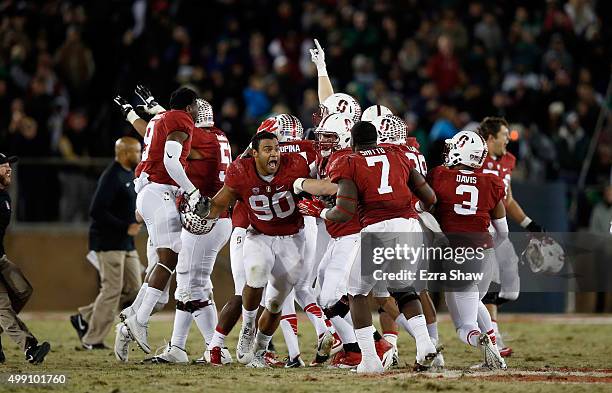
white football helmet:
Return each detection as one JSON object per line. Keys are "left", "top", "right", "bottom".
{"left": 521, "top": 236, "right": 565, "bottom": 274}
{"left": 361, "top": 104, "right": 392, "bottom": 122}
{"left": 314, "top": 93, "right": 361, "bottom": 125}
{"left": 314, "top": 113, "right": 354, "bottom": 157}
{"left": 373, "top": 115, "right": 407, "bottom": 145}
{"left": 444, "top": 130, "right": 488, "bottom": 168}
{"left": 177, "top": 194, "right": 216, "bottom": 235}
{"left": 257, "top": 114, "right": 304, "bottom": 142}
{"left": 195, "top": 98, "right": 214, "bottom": 128}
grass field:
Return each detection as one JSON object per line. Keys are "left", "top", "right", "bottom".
{"left": 1, "top": 313, "right": 611, "bottom": 393}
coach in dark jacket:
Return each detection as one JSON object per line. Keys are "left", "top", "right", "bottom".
{"left": 71, "top": 137, "right": 143, "bottom": 349}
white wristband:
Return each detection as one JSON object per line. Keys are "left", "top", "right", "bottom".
{"left": 520, "top": 217, "right": 532, "bottom": 228}
{"left": 127, "top": 110, "right": 140, "bottom": 124}
{"left": 317, "top": 64, "right": 328, "bottom": 77}
{"left": 320, "top": 208, "right": 330, "bottom": 220}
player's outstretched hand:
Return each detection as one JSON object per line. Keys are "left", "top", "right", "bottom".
{"left": 135, "top": 85, "right": 165, "bottom": 115}
{"left": 310, "top": 39, "right": 325, "bottom": 66}
{"left": 135, "top": 85, "right": 156, "bottom": 106}
{"left": 298, "top": 197, "right": 326, "bottom": 218}
{"left": 113, "top": 95, "right": 134, "bottom": 118}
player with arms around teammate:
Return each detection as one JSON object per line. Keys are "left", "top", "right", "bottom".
{"left": 299, "top": 122, "right": 438, "bottom": 373}
{"left": 477, "top": 117, "right": 545, "bottom": 357}
{"left": 202, "top": 132, "right": 312, "bottom": 368}
{"left": 428, "top": 131, "right": 507, "bottom": 369}
{"left": 112, "top": 87, "right": 201, "bottom": 356}
{"left": 130, "top": 88, "right": 234, "bottom": 364}
{"left": 257, "top": 114, "right": 337, "bottom": 367}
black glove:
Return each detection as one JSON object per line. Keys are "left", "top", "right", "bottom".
{"left": 526, "top": 220, "right": 545, "bottom": 232}
{"left": 113, "top": 95, "right": 134, "bottom": 118}
{"left": 135, "top": 84, "right": 159, "bottom": 108}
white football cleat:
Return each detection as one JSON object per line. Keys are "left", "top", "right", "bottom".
{"left": 246, "top": 349, "right": 270, "bottom": 368}
{"left": 356, "top": 355, "right": 384, "bottom": 374}
{"left": 414, "top": 340, "right": 438, "bottom": 371}
{"left": 236, "top": 321, "right": 256, "bottom": 364}
{"left": 142, "top": 343, "right": 189, "bottom": 364}
{"left": 123, "top": 315, "right": 151, "bottom": 354}
{"left": 316, "top": 330, "right": 334, "bottom": 358}
{"left": 430, "top": 351, "right": 445, "bottom": 370}
{"left": 114, "top": 323, "right": 131, "bottom": 362}
{"left": 478, "top": 333, "right": 507, "bottom": 370}
{"left": 119, "top": 305, "right": 135, "bottom": 322}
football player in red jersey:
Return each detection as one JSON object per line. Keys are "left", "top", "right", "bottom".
{"left": 476, "top": 117, "right": 545, "bottom": 357}
{"left": 200, "top": 132, "right": 314, "bottom": 368}
{"left": 129, "top": 89, "right": 234, "bottom": 364}
{"left": 295, "top": 113, "right": 366, "bottom": 369}
{"left": 298, "top": 121, "right": 438, "bottom": 373}
{"left": 112, "top": 87, "right": 200, "bottom": 356}
{"left": 373, "top": 114, "right": 444, "bottom": 369}
{"left": 428, "top": 130, "right": 507, "bottom": 369}
{"left": 257, "top": 114, "right": 335, "bottom": 367}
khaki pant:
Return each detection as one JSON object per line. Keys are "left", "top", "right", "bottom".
{"left": 0, "top": 271, "right": 35, "bottom": 351}
{"left": 78, "top": 250, "right": 142, "bottom": 345}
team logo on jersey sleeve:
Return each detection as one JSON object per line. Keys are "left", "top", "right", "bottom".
{"left": 487, "top": 162, "right": 493, "bottom": 169}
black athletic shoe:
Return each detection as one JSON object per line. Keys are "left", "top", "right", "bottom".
{"left": 70, "top": 314, "right": 88, "bottom": 341}
{"left": 25, "top": 342, "right": 51, "bottom": 364}
{"left": 82, "top": 343, "right": 110, "bottom": 350}
{"left": 0, "top": 337, "right": 5, "bottom": 364}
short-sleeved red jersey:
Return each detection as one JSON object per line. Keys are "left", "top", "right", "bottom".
{"left": 328, "top": 145, "right": 418, "bottom": 227}
{"left": 428, "top": 166, "right": 505, "bottom": 248}
{"left": 324, "top": 148, "right": 362, "bottom": 238}
{"left": 136, "top": 110, "right": 194, "bottom": 185}
{"left": 231, "top": 200, "right": 250, "bottom": 229}
{"left": 476, "top": 152, "right": 515, "bottom": 198}
{"left": 225, "top": 153, "right": 310, "bottom": 236}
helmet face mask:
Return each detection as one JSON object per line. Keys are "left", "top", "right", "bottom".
{"left": 313, "top": 113, "right": 354, "bottom": 156}
{"left": 195, "top": 98, "right": 214, "bottom": 128}
{"left": 443, "top": 131, "right": 488, "bottom": 168}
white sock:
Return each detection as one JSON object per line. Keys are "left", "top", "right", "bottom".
{"left": 242, "top": 306, "right": 257, "bottom": 326}
{"left": 396, "top": 314, "right": 415, "bottom": 337}
{"left": 304, "top": 303, "right": 327, "bottom": 337}
{"left": 193, "top": 303, "right": 218, "bottom": 345}
{"left": 458, "top": 327, "right": 481, "bottom": 347}
{"left": 427, "top": 322, "right": 439, "bottom": 343}
{"left": 254, "top": 331, "right": 273, "bottom": 352}
{"left": 331, "top": 315, "right": 357, "bottom": 344}
{"left": 120, "top": 324, "right": 129, "bottom": 336}
{"left": 477, "top": 302, "right": 500, "bottom": 346}
{"left": 354, "top": 325, "right": 377, "bottom": 359}
{"left": 170, "top": 309, "right": 192, "bottom": 350}
{"left": 130, "top": 283, "right": 148, "bottom": 312}
{"left": 280, "top": 314, "right": 300, "bottom": 359}
{"left": 399, "top": 314, "right": 435, "bottom": 356}
{"left": 207, "top": 328, "right": 226, "bottom": 350}
{"left": 136, "top": 287, "right": 162, "bottom": 324}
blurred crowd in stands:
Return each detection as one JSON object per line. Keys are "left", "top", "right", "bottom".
{"left": 0, "top": 0, "right": 610, "bottom": 226}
